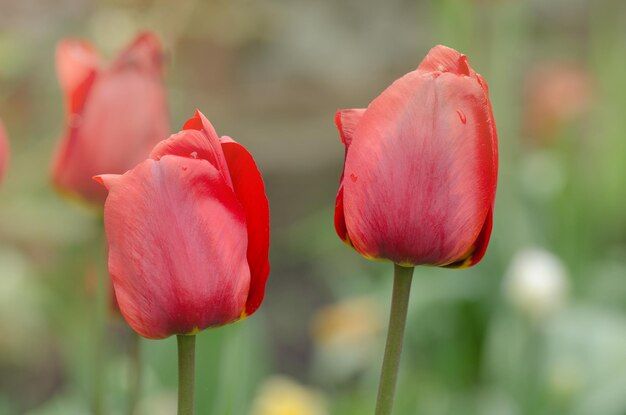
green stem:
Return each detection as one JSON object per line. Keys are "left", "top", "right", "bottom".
{"left": 375, "top": 264, "right": 414, "bottom": 415}
{"left": 177, "top": 335, "right": 196, "bottom": 415}
{"left": 127, "top": 331, "right": 141, "bottom": 415}
{"left": 93, "top": 229, "right": 109, "bottom": 415}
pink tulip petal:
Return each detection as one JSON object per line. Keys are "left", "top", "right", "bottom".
{"left": 335, "top": 108, "right": 366, "bottom": 146}
{"left": 52, "top": 33, "right": 170, "bottom": 205}
{"left": 444, "top": 206, "right": 493, "bottom": 268}
{"left": 93, "top": 173, "right": 123, "bottom": 190}
{"left": 56, "top": 40, "right": 100, "bottom": 115}
{"left": 0, "top": 120, "right": 9, "bottom": 182}
{"left": 476, "top": 74, "right": 499, "bottom": 181}
{"left": 343, "top": 70, "right": 496, "bottom": 266}
{"left": 221, "top": 138, "right": 270, "bottom": 317}
{"left": 175, "top": 111, "right": 234, "bottom": 188}
{"left": 150, "top": 130, "right": 218, "bottom": 164}
{"left": 102, "top": 155, "right": 250, "bottom": 339}
{"left": 417, "top": 45, "right": 474, "bottom": 77}
{"left": 333, "top": 109, "right": 365, "bottom": 246}
{"left": 112, "top": 32, "right": 163, "bottom": 76}
{"left": 334, "top": 185, "right": 351, "bottom": 246}
{"left": 150, "top": 113, "right": 232, "bottom": 187}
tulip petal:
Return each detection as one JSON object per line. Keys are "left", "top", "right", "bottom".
{"left": 417, "top": 45, "right": 474, "bottom": 77}
{"left": 336, "top": 109, "right": 366, "bottom": 146}
{"left": 334, "top": 185, "right": 351, "bottom": 246}
{"left": 343, "top": 70, "right": 497, "bottom": 266}
{"left": 52, "top": 33, "right": 170, "bottom": 205}
{"left": 112, "top": 32, "right": 163, "bottom": 76}
{"left": 0, "top": 120, "right": 9, "bottom": 182}
{"left": 443, "top": 206, "right": 493, "bottom": 268}
{"left": 150, "top": 130, "right": 221, "bottom": 168}
{"left": 101, "top": 155, "right": 250, "bottom": 339}
{"left": 476, "top": 74, "right": 499, "bottom": 181}
{"left": 150, "top": 112, "right": 234, "bottom": 189}
{"left": 221, "top": 138, "right": 270, "bottom": 317}
{"left": 56, "top": 40, "right": 100, "bottom": 115}
{"left": 334, "top": 109, "right": 365, "bottom": 246}
{"left": 177, "top": 111, "right": 234, "bottom": 188}
{"left": 93, "top": 173, "right": 123, "bottom": 190}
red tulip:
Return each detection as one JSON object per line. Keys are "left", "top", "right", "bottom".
{"left": 0, "top": 119, "right": 9, "bottom": 182}
{"left": 334, "top": 45, "right": 498, "bottom": 268}
{"left": 52, "top": 32, "right": 169, "bottom": 205}
{"left": 95, "top": 111, "right": 270, "bottom": 339}
{"left": 523, "top": 62, "right": 593, "bottom": 143}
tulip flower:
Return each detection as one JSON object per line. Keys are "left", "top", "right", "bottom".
{"left": 96, "top": 110, "right": 269, "bottom": 414}
{"left": 523, "top": 62, "right": 592, "bottom": 143}
{"left": 0, "top": 119, "right": 9, "bottom": 182}
{"left": 334, "top": 45, "right": 498, "bottom": 415}
{"left": 335, "top": 45, "right": 498, "bottom": 268}
{"left": 52, "top": 32, "right": 169, "bottom": 206}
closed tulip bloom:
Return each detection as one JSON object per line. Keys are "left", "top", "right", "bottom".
{"left": 95, "top": 111, "right": 269, "bottom": 339}
{"left": 335, "top": 45, "right": 498, "bottom": 268}
{"left": 52, "top": 32, "right": 169, "bottom": 205}
{"left": 0, "top": 119, "right": 9, "bottom": 182}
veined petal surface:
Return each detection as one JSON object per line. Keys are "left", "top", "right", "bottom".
{"left": 101, "top": 155, "right": 250, "bottom": 339}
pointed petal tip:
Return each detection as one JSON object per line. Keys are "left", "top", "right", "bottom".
{"left": 127, "top": 31, "right": 163, "bottom": 56}
{"left": 56, "top": 39, "right": 100, "bottom": 111}
{"left": 182, "top": 110, "right": 219, "bottom": 141}
{"left": 182, "top": 111, "right": 202, "bottom": 131}
{"left": 418, "top": 44, "right": 472, "bottom": 76}
{"left": 56, "top": 38, "right": 96, "bottom": 56}
{"left": 93, "top": 174, "right": 122, "bottom": 190}
{"left": 114, "top": 31, "right": 164, "bottom": 75}
{"left": 335, "top": 108, "right": 366, "bottom": 146}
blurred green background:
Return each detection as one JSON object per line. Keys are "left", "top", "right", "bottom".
{"left": 1, "top": 0, "right": 626, "bottom": 414}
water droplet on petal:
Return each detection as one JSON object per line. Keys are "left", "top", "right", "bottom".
{"left": 457, "top": 109, "right": 467, "bottom": 124}
{"left": 190, "top": 151, "right": 198, "bottom": 159}
{"left": 350, "top": 173, "right": 358, "bottom": 183}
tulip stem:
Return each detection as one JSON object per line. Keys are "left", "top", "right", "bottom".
{"left": 177, "top": 335, "right": 196, "bottom": 415}
{"left": 127, "top": 330, "right": 141, "bottom": 415}
{"left": 93, "top": 229, "right": 109, "bottom": 415}
{"left": 375, "top": 264, "right": 414, "bottom": 415}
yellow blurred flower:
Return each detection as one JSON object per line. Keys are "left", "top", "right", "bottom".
{"left": 248, "top": 376, "right": 327, "bottom": 415}
{"left": 310, "top": 296, "right": 383, "bottom": 381}
{"left": 312, "top": 296, "right": 382, "bottom": 348}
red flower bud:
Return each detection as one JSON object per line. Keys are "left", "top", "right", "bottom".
{"left": 335, "top": 45, "right": 498, "bottom": 268}
{"left": 52, "top": 32, "right": 169, "bottom": 206}
{"left": 95, "top": 111, "right": 270, "bottom": 339}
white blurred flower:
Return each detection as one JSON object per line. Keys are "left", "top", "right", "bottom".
{"left": 504, "top": 248, "right": 568, "bottom": 321}
{"left": 248, "top": 376, "right": 327, "bottom": 415}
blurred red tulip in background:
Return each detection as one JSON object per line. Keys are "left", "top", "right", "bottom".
{"left": 95, "top": 111, "right": 270, "bottom": 339}
{"left": 334, "top": 45, "right": 498, "bottom": 268}
{"left": 52, "top": 32, "right": 170, "bottom": 206}
{"left": 523, "top": 62, "right": 593, "bottom": 144}
{"left": 0, "top": 119, "right": 9, "bottom": 182}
